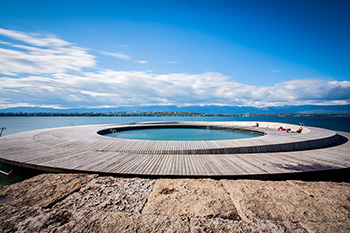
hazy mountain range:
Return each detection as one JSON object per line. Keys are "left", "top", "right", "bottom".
{"left": 1, "top": 105, "right": 349, "bottom": 114}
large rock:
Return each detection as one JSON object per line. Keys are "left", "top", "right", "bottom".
{"left": 0, "top": 205, "right": 78, "bottom": 233}
{"left": 73, "top": 212, "right": 307, "bottom": 233}
{"left": 143, "top": 178, "right": 241, "bottom": 220}
{"left": 301, "top": 220, "right": 350, "bottom": 233}
{"left": 53, "top": 176, "right": 155, "bottom": 213}
{"left": 71, "top": 211, "right": 190, "bottom": 233}
{"left": 189, "top": 218, "right": 307, "bottom": 233}
{"left": 1, "top": 173, "right": 349, "bottom": 232}
{"left": 222, "top": 179, "right": 350, "bottom": 232}
{"left": 0, "top": 173, "right": 97, "bottom": 208}
{"left": 0, "top": 205, "right": 308, "bottom": 233}
{"left": 288, "top": 180, "right": 350, "bottom": 216}
{"left": 0, "top": 204, "right": 190, "bottom": 233}
{"left": 288, "top": 180, "right": 350, "bottom": 232}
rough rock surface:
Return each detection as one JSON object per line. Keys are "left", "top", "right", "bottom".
{"left": 222, "top": 179, "right": 350, "bottom": 232}
{"left": 0, "top": 173, "right": 96, "bottom": 208}
{"left": 0, "top": 205, "right": 78, "bottom": 233}
{"left": 189, "top": 217, "right": 308, "bottom": 233}
{"left": 53, "top": 176, "right": 155, "bottom": 213}
{"left": 0, "top": 205, "right": 307, "bottom": 233}
{"left": 1, "top": 173, "right": 350, "bottom": 232}
{"left": 71, "top": 211, "right": 191, "bottom": 233}
{"left": 143, "top": 178, "right": 240, "bottom": 220}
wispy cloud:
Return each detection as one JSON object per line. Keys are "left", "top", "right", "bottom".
{"left": 134, "top": 60, "right": 148, "bottom": 64}
{"left": 0, "top": 28, "right": 95, "bottom": 75}
{"left": 272, "top": 70, "right": 281, "bottom": 73}
{"left": 164, "top": 61, "right": 178, "bottom": 64}
{"left": 98, "top": 50, "right": 130, "bottom": 60}
{"left": 0, "top": 28, "right": 70, "bottom": 47}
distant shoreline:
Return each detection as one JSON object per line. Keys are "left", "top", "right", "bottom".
{"left": 0, "top": 112, "right": 349, "bottom": 117}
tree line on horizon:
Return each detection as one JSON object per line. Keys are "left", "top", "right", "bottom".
{"left": 0, "top": 112, "right": 349, "bottom": 117}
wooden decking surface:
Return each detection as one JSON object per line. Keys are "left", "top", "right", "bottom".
{"left": 0, "top": 121, "right": 349, "bottom": 177}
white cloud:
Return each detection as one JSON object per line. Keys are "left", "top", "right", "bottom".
{"left": 0, "top": 28, "right": 95, "bottom": 75}
{"left": 134, "top": 60, "right": 148, "bottom": 64}
{"left": 0, "top": 70, "right": 349, "bottom": 109}
{"left": 272, "top": 70, "right": 280, "bottom": 72}
{"left": 0, "top": 28, "right": 70, "bottom": 47}
{"left": 98, "top": 51, "right": 130, "bottom": 60}
{"left": 164, "top": 61, "right": 179, "bottom": 64}
{"left": 0, "top": 102, "right": 64, "bottom": 109}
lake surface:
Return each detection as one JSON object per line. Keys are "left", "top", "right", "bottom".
{"left": 1, "top": 116, "right": 350, "bottom": 136}
{"left": 1, "top": 116, "right": 350, "bottom": 184}
{"left": 105, "top": 127, "right": 261, "bottom": 141}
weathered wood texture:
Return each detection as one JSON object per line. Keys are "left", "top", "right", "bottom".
{"left": 0, "top": 121, "right": 349, "bottom": 177}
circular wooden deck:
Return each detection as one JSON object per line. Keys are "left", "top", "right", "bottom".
{"left": 0, "top": 121, "right": 349, "bottom": 178}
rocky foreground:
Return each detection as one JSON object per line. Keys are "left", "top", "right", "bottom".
{"left": 0, "top": 174, "right": 349, "bottom": 232}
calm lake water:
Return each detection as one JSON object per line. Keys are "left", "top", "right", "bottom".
{"left": 1, "top": 116, "right": 350, "bottom": 136}
{"left": 1, "top": 116, "right": 350, "bottom": 184}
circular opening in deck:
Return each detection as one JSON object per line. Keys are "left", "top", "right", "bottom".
{"left": 101, "top": 126, "right": 263, "bottom": 141}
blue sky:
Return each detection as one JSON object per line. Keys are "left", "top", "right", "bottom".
{"left": 0, "top": 0, "right": 349, "bottom": 109}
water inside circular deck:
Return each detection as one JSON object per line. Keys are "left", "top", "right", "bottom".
{"left": 105, "top": 127, "right": 262, "bottom": 141}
